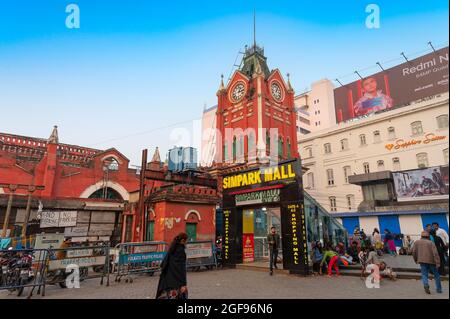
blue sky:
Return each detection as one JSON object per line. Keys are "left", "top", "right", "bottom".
{"left": 0, "top": 1, "right": 448, "bottom": 165}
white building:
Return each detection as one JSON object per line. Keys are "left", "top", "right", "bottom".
{"left": 200, "top": 105, "right": 217, "bottom": 167}
{"left": 294, "top": 78, "right": 336, "bottom": 139}
{"left": 299, "top": 92, "right": 449, "bottom": 240}
{"left": 299, "top": 93, "right": 449, "bottom": 213}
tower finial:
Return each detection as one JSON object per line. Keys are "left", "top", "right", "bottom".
{"left": 48, "top": 125, "right": 59, "bottom": 144}
{"left": 218, "top": 74, "right": 225, "bottom": 91}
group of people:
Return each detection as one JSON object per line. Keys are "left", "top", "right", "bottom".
{"left": 154, "top": 222, "right": 448, "bottom": 298}
{"left": 310, "top": 237, "right": 397, "bottom": 280}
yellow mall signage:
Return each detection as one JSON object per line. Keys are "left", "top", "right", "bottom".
{"left": 223, "top": 162, "right": 297, "bottom": 190}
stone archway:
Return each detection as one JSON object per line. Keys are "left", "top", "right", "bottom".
{"left": 80, "top": 180, "right": 129, "bottom": 200}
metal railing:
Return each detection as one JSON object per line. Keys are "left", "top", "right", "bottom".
{"left": 114, "top": 241, "right": 168, "bottom": 283}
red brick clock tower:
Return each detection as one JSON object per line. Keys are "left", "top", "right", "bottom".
{"left": 215, "top": 44, "right": 299, "bottom": 166}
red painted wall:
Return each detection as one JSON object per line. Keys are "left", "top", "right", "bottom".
{"left": 151, "top": 201, "right": 216, "bottom": 243}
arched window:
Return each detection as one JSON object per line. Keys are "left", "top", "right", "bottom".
{"left": 392, "top": 157, "right": 401, "bottom": 171}
{"left": 411, "top": 121, "right": 423, "bottom": 136}
{"left": 232, "top": 136, "right": 237, "bottom": 162}
{"left": 416, "top": 152, "right": 428, "bottom": 168}
{"left": 343, "top": 166, "right": 351, "bottom": 184}
{"left": 103, "top": 157, "right": 119, "bottom": 171}
{"left": 248, "top": 132, "right": 255, "bottom": 158}
{"left": 306, "top": 172, "right": 314, "bottom": 189}
{"left": 89, "top": 187, "right": 122, "bottom": 200}
{"left": 223, "top": 142, "right": 228, "bottom": 162}
{"left": 377, "top": 160, "right": 385, "bottom": 171}
{"left": 329, "top": 197, "right": 337, "bottom": 212}
{"left": 340, "top": 138, "right": 349, "bottom": 151}
{"left": 266, "top": 131, "right": 271, "bottom": 156}
{"left": 326, "top": 169, "right": 335, "bottom": 186}
{"left": 278, "top": 136, "right": 284, "bottom": 159}
{"left": 359, "top": 134, "right": 367, "bottom": 146}
{"left": 287, "top": 138, "right": 291, "bottom": 159}
{"left": 436, "top": 115, "right": 448, "bottom": 129}
{"left": 363, "top": 162, "right": 370, "bottom": 174}
{"left": 373, "top": 131, "right": 381, "bottom": 143}
{"left": 388, "top": 127, "right": 396, "bottom": 140}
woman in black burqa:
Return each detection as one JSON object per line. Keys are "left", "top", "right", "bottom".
{"left": 156, "top": 232, "right": 188, "bottom": 299}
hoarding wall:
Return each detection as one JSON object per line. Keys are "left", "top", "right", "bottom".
{"left": 334, "top": 47, "right": 449, "bottom": 123}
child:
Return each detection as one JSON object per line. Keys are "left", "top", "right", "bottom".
{"left": 319, "top": 245, "right": 340, "bottom": 277}
{"left": 379, "top": 261, "right": 397, "bottom": 281}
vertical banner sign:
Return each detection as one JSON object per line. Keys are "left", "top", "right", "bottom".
{"left": 242, "top": 233, "right": 255, "bottom": 263}
{"left": 223, "top": 210, "right": 231, "bottom": 263}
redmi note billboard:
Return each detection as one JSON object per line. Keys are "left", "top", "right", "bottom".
{"left": 334, "top": 47, "right": 449, "bottom": 123}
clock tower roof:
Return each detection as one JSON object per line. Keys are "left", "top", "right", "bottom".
{"left": 240, "top": 44, "right": 271, "bottom": 79}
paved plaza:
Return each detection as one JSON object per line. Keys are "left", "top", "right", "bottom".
{"left": 1, "top": 268, "right": 448, "bottom": 300}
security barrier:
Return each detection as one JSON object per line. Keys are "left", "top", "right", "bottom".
{"left": 186, "top": 240, "right": 217, "bottom": 271}
{"left": 0, "top": 248, "right": 49, "bottom": 298}
{"left": 44, "top": 244, "right": 111, "bottom": 290}
{"left": 114, "top": 241, "right": 168, "bottom": 283}
{"left": 0, "top": 243, "right": 111, "bottom": 298}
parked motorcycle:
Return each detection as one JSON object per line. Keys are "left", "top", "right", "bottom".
{"left": 0, "top": 250, "right": 34, "bottom": 296}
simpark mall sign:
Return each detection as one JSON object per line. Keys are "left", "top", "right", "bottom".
{"left": 221, "top": 159, "right": 309, "bottom": 275}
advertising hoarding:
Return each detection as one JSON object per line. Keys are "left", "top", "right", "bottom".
{"left": 393, "top": 166, "right": 449, "bottom": 202}
{"left": 334, "top": 47, "right": 449, "bottom": 123}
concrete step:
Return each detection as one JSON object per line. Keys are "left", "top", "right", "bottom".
{"left": 339, "top": 268, "right": 449, "bottom": 281}
{"left": 234, "top": 264, "right": 449, "bottom": 281}
{"left": 235, "top": 264, "right": 289, "bottom": 275}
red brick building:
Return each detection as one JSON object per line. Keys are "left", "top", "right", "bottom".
{"left": 130, "top": 148, "right": 219, "bottom": 243}
{"left": 0, "top": 126, "right": 140, "bottom": 244}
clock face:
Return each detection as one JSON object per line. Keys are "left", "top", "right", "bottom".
{"left": 231, "top": 82, "right": 246, "bottom": 102}
{"left": 271, "top": 82, "right": 283, "bottom": 101}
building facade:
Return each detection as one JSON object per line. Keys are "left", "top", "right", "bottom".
{"left": 294, "top": 78, "right": 336, "bottom": 138}
{"left": 0, "top": 127, "right": 140, "bottom": 244}
{"left": 298, "top": 93, "right": 449, "bottom": 240}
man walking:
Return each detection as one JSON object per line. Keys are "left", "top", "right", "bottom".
{"left": 412, "top": 231, "right": 442, "bottom": 294}
{"left": 267, "top": 226, "right": 280, "bottom": 275}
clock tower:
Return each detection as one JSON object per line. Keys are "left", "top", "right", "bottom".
{"left": 215, "top": 44, "right": 299, "bottom": 166}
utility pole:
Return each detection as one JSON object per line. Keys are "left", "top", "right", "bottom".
{"left": 0, "top": 183, "right": 45, "bottom": 238}
{"left": 1, "top": 185, "right": 17, "bottom": 238}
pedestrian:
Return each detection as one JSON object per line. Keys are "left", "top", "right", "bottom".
{"left": 311, "top": 241, "right": 325, "bottom": 275}
{"left": 411, "top": 231, "right": 442, "bottom": 295}
{"left": 430, "top": 229, "right": 447, "bottom": 276}
{"left": 383, "top": 229, "right": 397, "bottom": 256}
{"left": 267, "top": 226, "right": 280, "bottom": 275}
{"left": 425, "top": 224, "right": 435, "bottom": 243}
{"left": 347, "top": 241, "right": 360, "bottom": 264}
{"left": 404, "top": 235, "right": 415, "bottom": 255}
{"left": 156, "top": 232, "right": 189, "bottom": 299}
{"left": 319, "top": 244, "right": 340, "bottom": 277}
{"left": 432, "top": 222, "right": 449, "bottom": 249}
{"left": 372, "top": 228, "right": 383, "bottom": 254}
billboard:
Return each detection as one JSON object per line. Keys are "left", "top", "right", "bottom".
{"left": 393, "top": 166, "right": 449, "bottom": 202}
{"left": 334, "top": 47, "right": 449, "bottom": 123}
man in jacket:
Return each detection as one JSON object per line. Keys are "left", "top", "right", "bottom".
{"left": 267, "top": 227, "right": 280, "bottom": 275}
{"left": 412, "top": 231, "right": 442, "bottom": 294}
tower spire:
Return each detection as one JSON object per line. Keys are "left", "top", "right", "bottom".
{"left": 48, "top": 125, "right": 59, "bottom": 144}
{"left": 253, "top": 9, "right": 256, "bottom": 49}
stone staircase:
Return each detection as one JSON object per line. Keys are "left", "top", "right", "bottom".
{"left": 234, "top": 256, "right": 449, "bottom": 281}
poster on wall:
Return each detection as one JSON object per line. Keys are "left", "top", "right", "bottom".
{"left": 242, "top": 233, "right": 255, "bottom": 263}
{"left": 393, "top": 166, "right": 449, "bottom": 201}
{"left": 334, "top": 46, "right": 449, "bottom": 123}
